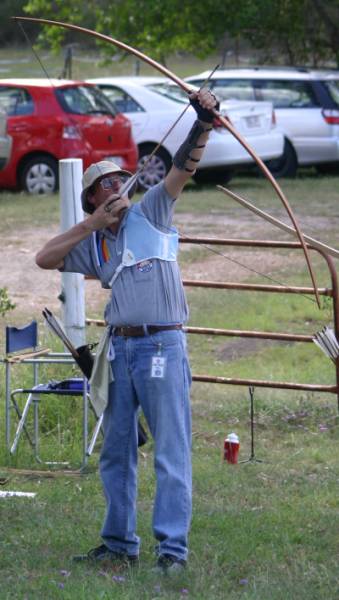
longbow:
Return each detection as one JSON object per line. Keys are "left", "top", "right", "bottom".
{"left": 13, "top": 15, "right": 321, "bottom": 307}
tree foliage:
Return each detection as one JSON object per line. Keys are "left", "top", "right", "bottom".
{"left": 229, "top": 0, "right": 339, "bottom": 66}
{"left": 3, "top": 0, "right": 339, "bottom": 67}
{"left": 0, "top": 288, "right": 15, "bottom": 317}
{"left": 0, "top": 0, "right": 40, "bottom": 44}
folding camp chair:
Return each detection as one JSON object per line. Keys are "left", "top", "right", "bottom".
{"left": 4, "top": 320, "right": 92, "bottom": 469}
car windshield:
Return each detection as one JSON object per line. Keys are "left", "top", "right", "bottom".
{"left": 55, "top": 85, "right": 116, "bottom": 116}
{"left": 324, "top": 80, "right": 339, "bottom": 107}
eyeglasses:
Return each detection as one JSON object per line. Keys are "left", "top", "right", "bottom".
{"left": 99, "top": 175, "right": 128, "bottom": 193}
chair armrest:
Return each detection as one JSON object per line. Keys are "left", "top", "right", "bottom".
{"left": 6, "top": 347, "right": 51, "bottom": 363}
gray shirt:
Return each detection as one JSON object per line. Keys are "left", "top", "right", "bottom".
{"left": 62, "top": 182, "right": 189, "bottom": 326}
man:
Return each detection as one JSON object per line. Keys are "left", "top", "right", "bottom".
{"left": 36, "top": 88, "right": 218, "bottom": 573}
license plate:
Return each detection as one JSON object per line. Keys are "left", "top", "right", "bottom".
{"left": 245, "top": 115, "right": 260, "bottom": 128}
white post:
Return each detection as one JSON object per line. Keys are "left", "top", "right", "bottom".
{"left": 59, "top": 158, "right": 86, "bottom": 347}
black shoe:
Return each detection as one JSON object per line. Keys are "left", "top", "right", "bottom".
{"left": 73, "top": 543, "right": 139, "bottom": 565}
{"left": 155, "top": 553, "right": 186, "bottom": 574}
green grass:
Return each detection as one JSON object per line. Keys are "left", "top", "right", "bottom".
{"left": 0, "top": 175, "right": 339, "bottom": 597}
{"left": 178, "top": 172, "right": 339, "bottom": 219}
{"left": 1, "top": 403, "right": 339, "bottom": 599}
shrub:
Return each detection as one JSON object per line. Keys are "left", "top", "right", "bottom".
{"left": 0, "top": 287, "right": 15, "bottom": 317}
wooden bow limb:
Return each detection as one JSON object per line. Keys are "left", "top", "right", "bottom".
{"left": 12, "top": 15, "right": 320, "bottom": 307}
{"left": 218, "top": 185, "right": 339, "bottom": 260}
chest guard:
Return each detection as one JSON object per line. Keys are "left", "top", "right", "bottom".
{"left": 108, "top": 203, "right": 179, "bottom": 286}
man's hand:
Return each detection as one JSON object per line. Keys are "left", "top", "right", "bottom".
{"left": 189, "top": 88, "right": 220, "bottom": 123}
{"left": 86, "top": 195, "right": 130, "bottom": 231}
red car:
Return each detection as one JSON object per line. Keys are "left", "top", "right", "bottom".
{"left": 0, "top": 79, "right": 138, "bottom": 193}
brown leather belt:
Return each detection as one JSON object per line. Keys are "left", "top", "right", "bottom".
{"left": 114, "top": 324, "right": 182, "bottom": 337}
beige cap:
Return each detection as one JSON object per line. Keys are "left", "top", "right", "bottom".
{"left": 81, "top": 160, "right": 133, "bottom": 214}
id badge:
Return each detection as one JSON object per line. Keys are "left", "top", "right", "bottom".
{"left": 151, "top": 355, "right": 166, "bottom": 379}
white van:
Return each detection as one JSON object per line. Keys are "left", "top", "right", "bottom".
{"left": 185, "top": 68, "right": 339, "bottom": 177}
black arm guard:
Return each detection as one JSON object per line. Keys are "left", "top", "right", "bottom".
{"left": 189, "top": 94, "right": 220, "bottom": 123}
{"left": 173, "top": 120, "right": 207, "bottom": 172}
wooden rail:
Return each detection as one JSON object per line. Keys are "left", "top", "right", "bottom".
{"left": 87, "top": 237, "right": 339, "bottom": 408}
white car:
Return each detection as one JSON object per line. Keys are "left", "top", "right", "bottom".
{"left": 0, "top": 106, "right": 12, "bottom": 171}
{"left": 87, "top": 77, "right": 284, "bottom": 189}
{"left": 185, "top": 68, "right": 339, "bottom": 177}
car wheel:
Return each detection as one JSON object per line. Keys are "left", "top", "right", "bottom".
{"left": 265, "top": 139, "right": 298, "bottom": 178}
{"left": 193, "top": 168, "right": 233, "bottom": 185}
{"left": 137, "top": 144, "right": 171, "bottom": 191}
{"left": 20, "top": 155, "right": 58, "bottom": 194}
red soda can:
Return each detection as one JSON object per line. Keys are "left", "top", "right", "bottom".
{"left": 224, "top": 433, "right": 240, "bottom": 464}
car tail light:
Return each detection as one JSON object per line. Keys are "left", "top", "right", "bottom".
{"left": 322, "top": 109, "right": 339, "bottom": 125}
{"left": 271, "top": 109, "right": 276, "bottom": 126}
{"left": 62, "top": 125, "right": 82, "bottom": 139}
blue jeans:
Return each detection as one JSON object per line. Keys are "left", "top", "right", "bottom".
{"left": 99, "top": 329, "right": 192, "bottom": 560}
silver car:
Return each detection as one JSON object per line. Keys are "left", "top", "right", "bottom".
{"left": 185, "top": 68, "right": 339, "bottom": 177}
{"left": 0, "top": 106, "right": 11, "bottom": 171}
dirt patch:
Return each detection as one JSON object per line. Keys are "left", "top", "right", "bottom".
{"left": 181, "top": 247, "right": 304, "bottom": 282}
{"left": 176, "top": 210, "right": 323, "bottom": 282}
{"left": 1, "top": 210, "right": 335, "bottom": 324}
{"left": 217, "top": 337, "right": 291, "bottom": 361}
{"left": 1, "top": 225, "right": 110, "bottom": 322}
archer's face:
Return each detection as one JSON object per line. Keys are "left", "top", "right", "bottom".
{"left": 88, "top": 173, "right": 131, "bottom": 212}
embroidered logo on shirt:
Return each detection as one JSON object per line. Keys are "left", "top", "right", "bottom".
{"left": 136, "top": 260, "right": 153, "bottom": 273}
{"left": 101, "top": 238, "right": 110, "bottom": 262}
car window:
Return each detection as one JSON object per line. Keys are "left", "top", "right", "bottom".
{"left": 146, "top": 83, "right": 188, "bottom": 103}
{"left": 55, "top": 85, "right": 116, "bottom": 116}
{"left": 187, "top": 78, "right": 255, "bottom": 101}
{"left": 0, "top": 87, "right": 34, "bottom": 116}
{"left": 97, "top": 85, "right": 144, "bottom": 113}
{"left": 255, "top": 80, "right": 319, "bottom": 108}
{"left": 324, "top": 80, "right": 339, "bottom": 107}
